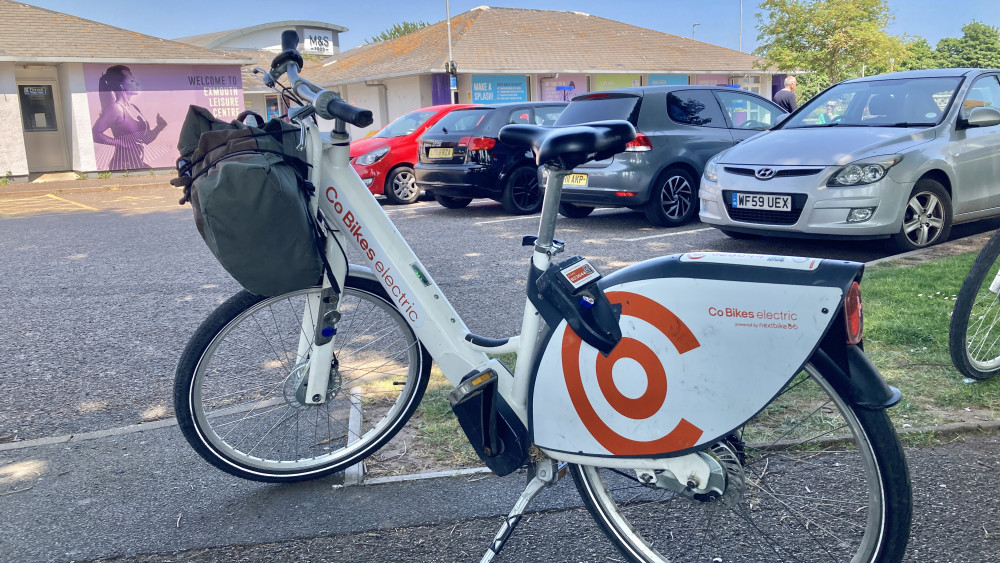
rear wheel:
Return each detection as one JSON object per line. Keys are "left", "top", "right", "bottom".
{"left": 174, "top": 276, "right": 431, "bottom": 482}
{"left": 949, "top": 228, "right": 1000, "bottom": 380}
{"left": 383, "top": 166, "right": 420, "bottom": 205}
{"left": 559, "top": 202, "right": 596, "bottom": 218}
{"left": 571, "top": 361, "right": 911, "bottom": 563}
{"left": 434, "top": 194, "right": 473, "bottom": 209}
{"left": 643, "top": 168, "right": 698, "bottom": 227}
{"left": 501, "top": 165, "right": 543, "bottom": 214}
{"left": 891, "top": 179, "right": 951, "bottom": 251}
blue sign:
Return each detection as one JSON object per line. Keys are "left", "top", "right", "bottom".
{"left": 471, "top": 74, "right": 527, "bottom": 103}
{"left": 449, "top": 75, "right": 457, "bottom": 90}
{"left": 649, "top": 74, "right": 689, "bottom": 86}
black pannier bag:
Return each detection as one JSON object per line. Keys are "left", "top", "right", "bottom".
{"left": 172, "top": 105, "right": 324, "bottom": 297}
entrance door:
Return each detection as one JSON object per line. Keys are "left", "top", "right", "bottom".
{"left": 17, "top": 81, "right": 69, "bottom": 173}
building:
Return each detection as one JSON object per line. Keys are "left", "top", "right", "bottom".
{"left": 174, "top": 20, "right": 349, "bottom": 122}
{"left": 303, "top": 7, "right": 776, "bottom": 136}
{"left": 0, "top": 0, "right": 252, "bottom": 181}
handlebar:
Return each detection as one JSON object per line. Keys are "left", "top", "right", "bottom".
{"left": 267, "top": 31, "right": 374, "bottom": 129}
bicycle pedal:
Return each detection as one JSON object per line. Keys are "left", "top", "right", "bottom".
{"left": 448, "top": 369, "right": 497, "bottom": 407}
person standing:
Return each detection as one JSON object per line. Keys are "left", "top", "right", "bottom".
{"left": 773, "top": 76, "right": 798, "bottom": 114}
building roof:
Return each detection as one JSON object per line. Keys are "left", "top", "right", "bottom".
{"left": 305, "top": 6, "right": 768, "bottom": 86}
{"left": 0, "top": 0, "right": 251, "bottom": 64}
{"left": 174, "top": 20, "right": 348, "bottom": 49}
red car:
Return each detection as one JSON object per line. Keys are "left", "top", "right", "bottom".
{"left": 350, "top": 103, "right": 475, "bottom": 204}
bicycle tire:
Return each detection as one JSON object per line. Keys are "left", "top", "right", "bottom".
{"left": 571, "top": 361, "right": 912, "bottom": 563}
{"left": 174, "top": 275, "right": 431, "bottom": 482}
{"left": 949, "top": 229, "right": 1000, "bottom": 380}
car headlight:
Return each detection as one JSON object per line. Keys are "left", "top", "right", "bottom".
{"left": 704, "top": 153, "right": 722, "bottom": 182}
{"left": 355, "top": 146, "right": 389, "bottom": 166}
{"left": 828, "top": 155, "right": 902, "bottom": 187}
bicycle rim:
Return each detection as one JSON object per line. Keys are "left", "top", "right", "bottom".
{"left": 184, "top": 284, "right": 425, "bottom": 480}
{"left": 571, "top": 363, "right": 909, "bottom": 563}
{"left": 950, "top": 232, "right": 1000, "bottom": 379}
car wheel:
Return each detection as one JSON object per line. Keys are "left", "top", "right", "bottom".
{"left": 891, "top": 179, "right": 952, "bottom": 251}
{"left": 501, "top": 166, "right": 543, "bottom": 215}
{"left": 643, "top": 167, "right": 698, "bottom": 227}
{"left": 559, "top": 202, "right": 595, "bottom": 218}
{"left": 719, "top": 228, "right": 761, "bottom": 240}
{"left": 434, "top": 194, "right": 473, "bottom": 209}
{"left": 384, "top": 166, "right": 420, "bottom": 205}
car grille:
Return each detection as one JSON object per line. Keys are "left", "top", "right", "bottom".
{"left": 722, "top": 191, "right": 808, "bottom": 225}
{"left": 724, "top": 167, "right": 823, "bottom": 179}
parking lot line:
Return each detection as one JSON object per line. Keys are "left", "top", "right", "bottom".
{"left": 625, "top": 227, "right": 714, "bottom": 241}
{"left": 0, "top": 193, "right": 99, "bottom": 217}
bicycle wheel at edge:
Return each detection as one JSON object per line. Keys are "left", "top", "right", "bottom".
{"left": 174, "top": 275, "right": 431, "bottom": 482}
{"left": 571, "top": 361, "right": 912, "bottom": 563}
{"left": 949, "top": 228, "right": 1000, "bottom": 380}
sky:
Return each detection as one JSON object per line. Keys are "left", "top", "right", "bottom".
{"left": 17, "top": 0, "right": 1000, "bottom": 54}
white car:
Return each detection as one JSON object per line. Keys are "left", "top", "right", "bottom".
{"left": 699, "top": 68, "right": 1000, "bottom": 250}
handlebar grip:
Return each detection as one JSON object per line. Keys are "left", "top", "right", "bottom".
{"left": 314, "top": 90, "right": 374, "bottom": 128}
{"left": 281, "top": 30, "right": 299, "bottom": 51}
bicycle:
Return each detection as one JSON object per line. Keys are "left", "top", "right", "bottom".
{"left": 173, "top": 31, "right": 912, "bottom": 562}
{"left": 950, "top": 227, "right": 1000, "bottom": 380}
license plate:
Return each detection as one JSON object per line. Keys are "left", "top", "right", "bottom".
{"left": 564, "top": 173, "right": 588, "bottom": 186}
{"left": 731, "top": 192, "right": 791, "bottom": 211}
{"left": 428, "top": 147, "right": 453, "bottom": 158}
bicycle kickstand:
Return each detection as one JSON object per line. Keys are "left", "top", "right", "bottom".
{"left": 480, "top": 458, "right": 563, "bottom": 563}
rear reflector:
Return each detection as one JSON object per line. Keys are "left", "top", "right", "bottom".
{"left": 615, "top": 192, "right": 638, "bottom": 197}
{"left": 845, "top": 281, "right": 863, "bottom": 345}
{"left": 625, "top": 133, "right": 652, "bottom": 152}
{"left": 458, "top": 136, "right": 497, "bottom": 151}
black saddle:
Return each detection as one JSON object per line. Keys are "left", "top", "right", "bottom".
{"left": 498, "top": 120, "right": 637, "bottom": 170}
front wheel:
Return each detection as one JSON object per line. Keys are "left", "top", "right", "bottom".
{"left": 891, "top": 179, "right": 952, "bottom": 251}
{"left": 949, "top": 228, "right": 1000, "bottom": 380}
{"left": 434, "top": 194, "right": 473, "bottom": 209}
{"left": 174, "top": 275, "right": 431, "bottom": 482}
{"left": 572, "top": 361, "right": 911, "bottom": 563}
{"left": 383, "top": 166, "right": 420, "bottom": 205}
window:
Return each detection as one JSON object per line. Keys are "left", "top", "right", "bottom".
{"left": 18, "top": 85, "right": 57, "bottom": 132}
{"left": 506, "top": 108, "right": 533, "bottom": 124}
{"left": 962, "top": 75, "right": 1000, "bottom": 120}
{"left": 375, "top": 109, "right": 437, "bottom": 138}
{"left": 715, "top": 91, "right": 780, "bottom": 129}
{"left": 534, "top": 107, "right": 565, "bottom": 125}
{"left": 434, "top": 109, "right": 490, "bottom": 132}
{"left": 666, "top": 90, "right": 726, "bottom": 128}
{"left": 554, "top": 94, "right": 641, "bottom": 126}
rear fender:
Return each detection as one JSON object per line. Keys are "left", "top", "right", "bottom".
{"left": 528, "top": 252, "right": 868, "bottom": 460}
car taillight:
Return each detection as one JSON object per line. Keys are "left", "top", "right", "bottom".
{"left": 625, "top": 133, "right": 652, "bottom": 152}
{"left": 458, "top": 136, "right": 497, "bottom": 151}
{"left": 845, "top": 281, "right": 863, "bottom": 345}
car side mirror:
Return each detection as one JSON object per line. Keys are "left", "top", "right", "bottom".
{"left": 966, "top": 106, "right": 1000, "bottom": 128}
{"left": 774, "top": 112, "right": 790, "bottom": 125}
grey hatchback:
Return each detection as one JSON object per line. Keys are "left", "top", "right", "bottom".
{"left": 552, "top": 85, "right": 784, "bottom": 226}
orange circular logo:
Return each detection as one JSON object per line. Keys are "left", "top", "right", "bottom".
{"left": 561, "top": 291, "right": 704, "bottom": 455}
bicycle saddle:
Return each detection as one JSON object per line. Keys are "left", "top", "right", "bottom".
{"left": 499, "top": 120, "right": 637, "bottom": 170}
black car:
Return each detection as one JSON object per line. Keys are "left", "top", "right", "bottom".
{"left": 552, "top": 86, "right": 784, "bottom": 226}
{"left": 415, "top": 102, "right": 567, "bottom": 214}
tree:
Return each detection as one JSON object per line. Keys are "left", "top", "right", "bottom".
{"left": 754, "top": 0, "right": 906, "bottom": 98}
{"left": 897, "top": 37, "right": 945, "bottom": 71}
{"left": 936, "top": 21, "right": 1000, "bottom": 68}
{"left": 366, "top": 21, "right": 430, "bottom": 44}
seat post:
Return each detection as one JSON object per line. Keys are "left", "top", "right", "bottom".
{"left": 534, "top": 164, "right": 569, "bottom": 255}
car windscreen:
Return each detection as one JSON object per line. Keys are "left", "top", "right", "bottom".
{"left": 373, "top": 109, "right": 437, "bottom": 138}
{"left": 429, "top": 108, "right": 491, "bottom": 133}
{"left": 554, "top": 94, "right": 641, "bottom": 126}
{"left": 782, "top": 76, "right": 962, "bottom": 129}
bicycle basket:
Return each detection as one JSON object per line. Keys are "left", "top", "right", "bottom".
{"left": 172, "top": 105, "right": 323, "bottom": 296}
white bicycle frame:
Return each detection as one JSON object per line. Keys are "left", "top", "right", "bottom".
{"left": 295, "top": 101, "right": 542, "bottom": 428}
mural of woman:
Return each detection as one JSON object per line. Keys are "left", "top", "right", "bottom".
{"left": 91, "top": 65, "right": 167, "bottom": 170}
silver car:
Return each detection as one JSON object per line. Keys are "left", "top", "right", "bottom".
{"left": 699, "top": 68, "right": 1000, "bottom": 250}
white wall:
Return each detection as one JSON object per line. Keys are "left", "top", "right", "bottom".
{"left": 58, "top": 63, "right": 97, "bottom": 172}
{"left": 0, "top": 62, "right": 29, "bottom": 178}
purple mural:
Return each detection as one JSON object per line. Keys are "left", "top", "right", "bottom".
{"left": 84, "top": 64, "right": 244, "bottom": 171}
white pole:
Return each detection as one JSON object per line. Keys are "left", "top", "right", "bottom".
{"left": 447, "top": 0, "right": 455, "bottom": 103}
{"left": 739, "top": 0, "right": 743, "bottom": 52}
